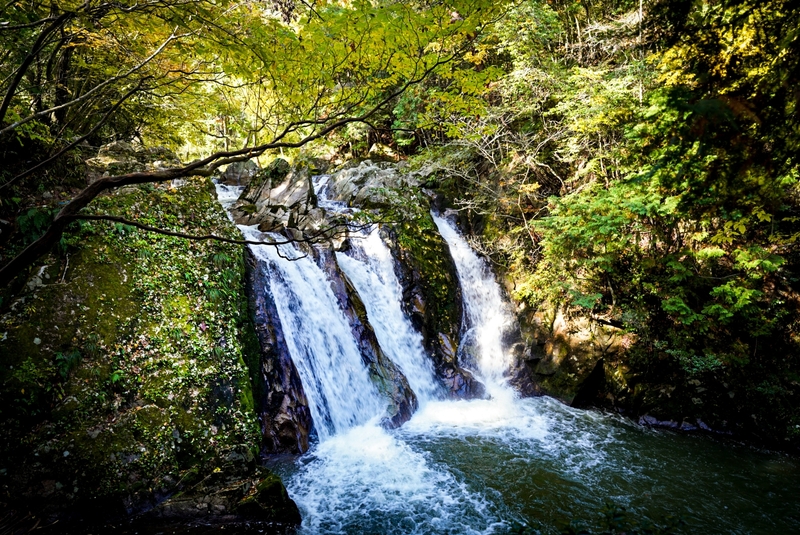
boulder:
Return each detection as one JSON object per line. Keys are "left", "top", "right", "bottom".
{"left": 221, "top": 159, "right": 259, "bottom": 186}
{"left": 326, "top": 160, "right": 409, "bottom": 208}
{"left": 85, "top": 141, "right": 181, "bottom": 182}
{"left": 231, "top": 158, "right": 320, "bottom": 234}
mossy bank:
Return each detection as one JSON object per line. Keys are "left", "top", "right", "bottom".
{"left": 0, "top": 176, "right": 299, "bottom": 529}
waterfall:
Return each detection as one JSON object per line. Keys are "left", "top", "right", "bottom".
{"left": 219, "top": 180, "right": 800, "bottom": 535}
{"left": 432, "top": 213, "right": 517, "bottom": 394}
{"left": 240, "top": 225, "right": 384, "bottom": 440}
{"left": 214, "top": 183, "right": 244, "bottom": 211}
{"left": 337, "top": 229, "right": 441, "bottom": 405}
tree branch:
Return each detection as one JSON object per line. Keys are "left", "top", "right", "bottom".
{"left": 69, "top": 213, "right": 378, "bottom": 247}
{"left": 0, "top": 28, "right": 188, "bottom": 136}
{"left": 0, "top": 11, "right": 72, "bottom": 125}
{"left": 0, "top": 22, "right": 480, "bottom": 287}
{"left": 1, "top": 79, "right": 148, "bottom": 190}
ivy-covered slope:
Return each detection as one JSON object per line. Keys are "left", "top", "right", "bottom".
{"left": 0, "top": 177, "right": 299, "bottom": 526}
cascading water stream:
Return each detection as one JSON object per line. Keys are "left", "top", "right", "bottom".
{"left": 217, "top": 174, "right": 800, "bottom": 535}
{"left": 432, "top": 213, "right": 517, "bottom": 396}
{"left": 240, "top": 225, "right": 384, "bottom": 440}
{"left": 337, "top": 229, "right": 441, "bottom": 405}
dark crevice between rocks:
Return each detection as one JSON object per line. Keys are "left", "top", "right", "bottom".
{"left": 570, "top": 357, "right": 608, "bottom": 409}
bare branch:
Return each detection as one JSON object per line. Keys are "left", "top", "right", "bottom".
{"left": 0, "top": 11, "right": 73, "bottom": 124}
{"left": 1, "top": 80, "right": 148, "bottom": 190}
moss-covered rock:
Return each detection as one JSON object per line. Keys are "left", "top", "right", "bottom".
{"left": 385, "top": 216, "right": 485, "bottom": 399}
{"left": 0, "top": 176, "right": 298, "bottom": 527}
{"left": 519, "top": 304, "right": 630, "bottom": 406}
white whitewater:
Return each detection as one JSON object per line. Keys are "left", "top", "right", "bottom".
{"left": 240, "top": 225, "right": 384, "bottom": 440}
{"left": 220, "top": 183, "right": 800, "bottom": 535}
{"left": 337, "top": 229, "right": 441, "bottom": 405}
{"left": 432, "top": 213, "right": 517, "bottom": 395}
{"left": 268, "top": 172, "right": 517, "bottom": 534}
{"left": 214, "top": 182, "right": 243, "bottom": 211}
{"left": 217, "top": 179, "right": 545, "bottom": 534}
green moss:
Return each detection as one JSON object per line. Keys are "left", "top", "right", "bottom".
{"left": 395, "top": 211, "right": 460, "bottom": 334}
{"left": 0, "top": 177, "right": 265, "bottom": 511}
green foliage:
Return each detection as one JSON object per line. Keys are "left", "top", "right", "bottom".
{"left": 0, "top": 178, "right": 266, "bottom": 506}
{"left": 396, "top": 0, "right": 800, "bottom": 442}
{"left": 55, "top": 350, "right": 82, "bottom": 379}
{"left": 16, "top": 207, "right": 58, "bottom": 245}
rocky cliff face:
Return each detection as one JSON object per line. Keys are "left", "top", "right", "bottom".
{"left": 246, "top": 253, "right": 312, "bottom": 454}
{"left": 233, "top": 159, "right": 492, "bottom": 405}
{"left": 519, "top": 305, "right": 631, "bottom": 406}
{"left": 516, "top": 302, "right": 753, "bottom": 438}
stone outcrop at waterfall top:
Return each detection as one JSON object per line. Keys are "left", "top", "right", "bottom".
{"left": 322, "top": 159, "right": 411, "bottom": 208}
{"left": 231, "top": 158, "right": 325, "bottom": 234}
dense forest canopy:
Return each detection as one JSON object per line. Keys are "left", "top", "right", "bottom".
{"left": 2, "top": 0, "right": 800, "bottom": 442}
{"left": 0, "top": 0, "right": 502, "bottom": 285}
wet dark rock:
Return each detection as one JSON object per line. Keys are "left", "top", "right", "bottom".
{"left": 234, "top": 471, "right": 302, "bottom": 524}
{"left": 382, "top": 224, "right": 486, "bottom": 399}
{"left": 146, "top": 466, "right": 300, "bottom": 526}
{"left": 246, "top": 250, "right": 312, "bottom": 454}
{"left": 638, "top": 414, "right": 730, "bottom": 436}
{"left": 315, "top": 247, "right": 418, "bottom": 427}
